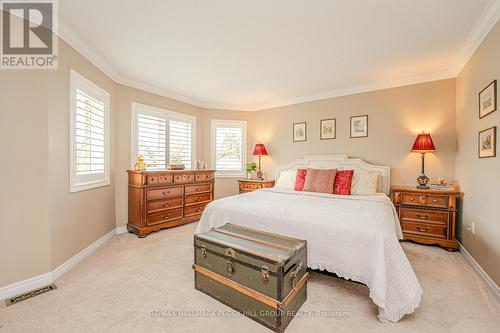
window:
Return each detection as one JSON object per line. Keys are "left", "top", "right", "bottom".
{"left": 211, "top": 119, "right": 247, "bottom": 177}
{"left": 131, "top": 103, "right": 195, "bottom": 170}
{"left": 69, "top": 69, "right": 110, "bottom": 192}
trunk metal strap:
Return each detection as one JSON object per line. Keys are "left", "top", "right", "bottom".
{"left": 193, "top": 264, "right": 309, "bottom": 310}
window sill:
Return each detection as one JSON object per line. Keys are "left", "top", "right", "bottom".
{"left": 70, "top": 181, "right": 110, "bottom": 193}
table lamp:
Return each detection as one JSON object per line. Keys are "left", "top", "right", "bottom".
{"left": 252, "top": 144, "right": 268, "bottom": 180}
{"left": 412, "top": 132, "right": 435, "bottom": 189}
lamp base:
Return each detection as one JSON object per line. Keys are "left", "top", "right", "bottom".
{"left": 416, "top": 174, "right": 429, "bottom": 189}
{"left": 416, "top": 185, "right": 430, "bottom": 190}
{"left": 256, "top": 170, "right": 263, "bottom": 180}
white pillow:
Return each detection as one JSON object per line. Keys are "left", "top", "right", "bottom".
{"left": 275, "top": 170, "right": 296, "bottom": 190}
{"left": 351, "top": 172, "right": 379, "bottom": 195}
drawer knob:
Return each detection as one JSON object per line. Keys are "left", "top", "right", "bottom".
{"left": 416, "top": 226, "right": 430, "bottom": 232}
{"left": 433, "top": 199, "right": 438, "bottom": 203}
{"left": 160, "top": 214, "right": 170, "bottom": 219}
{"left": 195, "top": 197, "right": 201, "bottom": 202}
{"left": 163, "top": 204, "right": 169, "bottom": 207}
{"left": 162, "top": 191, "right": 170, "bottom": 195}
{"left": 416, "top": 214, "right": 429, "bottom": 219}
{"left": 409, "top": 197, "right": 414, "bottom": 201}
{"left": 196, "top": 208, "right": 202, "bottom": 212}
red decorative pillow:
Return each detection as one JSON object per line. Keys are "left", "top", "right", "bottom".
{"left": 303, "top": 168, "right": 337, "bottom": 194}
{"left": 294, "top": 169, "right": 307, "bottom": 191}
{"left": 333, "top": 170, "right": 354, "bottom": 195}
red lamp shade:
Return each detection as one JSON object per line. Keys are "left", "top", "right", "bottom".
{"left": 412, "top": 133, "right": 436, "bottom": 153}
{"left": 253, "top": 143, "right": 268, "bottom": 156}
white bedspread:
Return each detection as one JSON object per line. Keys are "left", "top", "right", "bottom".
{"left": 195, "top": 188, "right": 423, "bottom": 322}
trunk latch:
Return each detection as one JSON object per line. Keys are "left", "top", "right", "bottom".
{"left": 200, "top": 245, "right": 207, "bottom": 258}
{"left": 261, "top": 266, "right": 269, "bottom": 284}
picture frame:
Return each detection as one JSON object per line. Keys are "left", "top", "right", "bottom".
{"left": 350, "top": 115, "right": 368, "bottom": 138}
{"left": 478, "top": 126, "right": 496, "bottom": 158}
{"left": 479, "top": 80, "right": 497, "bottom": 118}
{"left": 293, "top": 122, "right": 307, "bottom": 142}
{"left": 320, "top": 118, "right": 336, "bottom": 140}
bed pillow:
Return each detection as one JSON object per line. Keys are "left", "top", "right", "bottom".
{"left": 333, "top": 169, "right": 354, "bottom": 195}
{"left": 294, "top": 169, "right": 307, "bottom": 191}
{"left": 303, "top": 168, "right": 337, "bottom": 194}
{"left": 351, "top": 172, "right": 379, "bottom": 195}
{"left": 275, "top": 170, "right": 296, "bottom": 190}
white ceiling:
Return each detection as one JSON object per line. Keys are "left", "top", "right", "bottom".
{"left": 59, "top": 0, "right": 500, "bottom": 111}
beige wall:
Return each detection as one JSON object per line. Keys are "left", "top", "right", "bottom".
{"left": 456, "top": 21, "right": 500, "bottom": 286}
{"left": 0, "top": 70, "right": 51, "bottom": 286}
{"left": 249, "top": 79, "right": 457, "bottom": 187}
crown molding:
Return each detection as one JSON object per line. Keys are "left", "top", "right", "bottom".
{"left": 248, "top": 70, "right": 455, "bottom": 111}
{"left": 57, "top": 1, "right": 500, "bottom": 112}
{"left": 450, "top": 0, "right": 500, "bottom": 76}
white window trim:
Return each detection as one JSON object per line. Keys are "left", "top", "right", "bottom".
{"left": 69, "top": 69, "right": 111, "bottom": 193}
{"left": 211, "top": 119, "right": 247, "bottom": 178}
{"left": 130, "top": 102, "right": 196, "bottom": 169}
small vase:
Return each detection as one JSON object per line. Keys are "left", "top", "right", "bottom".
{"left": 246, "top": 173, "right": 252, "bottom": 180}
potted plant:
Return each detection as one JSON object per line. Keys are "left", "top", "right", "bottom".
{"left": 245, "top": 162, "right": 257, "bottom": 180}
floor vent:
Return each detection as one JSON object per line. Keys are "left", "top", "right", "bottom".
{"left": 5, "top": 284, "right": 57, "bottom": 306}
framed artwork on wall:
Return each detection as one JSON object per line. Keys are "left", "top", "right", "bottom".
{"left": 350, "top": 115, "right": 368, "bottom": 138}
{"left": 293, "top": 122, "right": 307, "bottom": 142}
{"left": 320, "top": 118, "right": 336, "bottom": 140}
{"left": 478, "top": 126, "right": 496, "bottom": 158}
{"left": 479, "top": 80, "right": 497, "bottom": 118}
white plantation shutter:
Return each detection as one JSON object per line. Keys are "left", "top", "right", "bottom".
{"left": 70, "top": 69, "right": 110, "bottom": 192}
{"left": 211, "top": 120, "right": 247, "bottom": 176}
{"left": 131, "top": 103, "right": 195, "bottom": 170}
{"left": 137, "top": 113, "right": 167, "bottom": 170}
{"left": 169, "top": 120, "right": 192, "bottom": 169}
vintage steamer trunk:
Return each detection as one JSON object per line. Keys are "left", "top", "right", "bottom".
{"left": 193, "top": 224, "right": 308, "bottom": 333}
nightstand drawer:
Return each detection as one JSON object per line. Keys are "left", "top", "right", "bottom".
{"left": 401, "top": 193, "right": 448, "bottom": 208}
{"left": 400, "top": 208, "right": 448, "bottom": 225}
{"left": 402, "top": 221, "right": 447, "bottom": 239}
{"left": 240, "top": 183, "right": 262, "bottom": 191}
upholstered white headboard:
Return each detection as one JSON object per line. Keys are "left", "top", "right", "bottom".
{"left": 275, "top": 155, "right": 391, "bottom": 195}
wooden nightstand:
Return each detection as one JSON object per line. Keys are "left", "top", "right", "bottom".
{"left": 392, "top": 185, "right": 461, "bottom": 251}
{"left": 238, "top": 179, "right": 275, "bottom": 194}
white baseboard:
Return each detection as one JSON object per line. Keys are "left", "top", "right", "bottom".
{"left": 115, "top": 225, "right": 128, "bottom": 234}
{"left": 458, "top": 241, "right": 500, "bottom": 301}
{"left": 0, "top": 227, "right": 120, "bottom": 301}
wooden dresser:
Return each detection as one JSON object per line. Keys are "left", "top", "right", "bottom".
{"left": 238, "top": 179, "right": 275, "bottom": 194}
{"left": 128, "top": 170, "right": 215, "bottom": 237}
{"left": 392, "top": 186, "right": 461, "bottom": 251}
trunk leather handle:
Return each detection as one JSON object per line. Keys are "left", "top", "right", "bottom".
{"left": 261, "top": 266, "right": 269, "bottom": 284}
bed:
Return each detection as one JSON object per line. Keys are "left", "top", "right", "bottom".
{"left": 195, "top": 155, "right": 423, "bottom": 322}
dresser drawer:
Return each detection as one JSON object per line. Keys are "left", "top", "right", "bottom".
{"left": 146, "top": 208, "right": 183, "bottom": 226}
{"left": 400, "top": 208, "right": 448, "bottom": 225}
{"left": 185, "top": 183, "right": 212, "bottom": 195}
{"left": 185, "top": 203, "right": 208, "bottom": 217}
{"left": 402, "top": 221, "right": 447, "bottom": 239}
{"left": 195, "top": 172, "right": 213, "bottom": 182}
{"left": 173, "top": 173, "right": 194, "bottom": 183}
{"left": 185, "top": 193, "right": 212, "bottom": 206}
{"left": 146, "top": 186, "right": 183, "bottom": 201}
{"left": 240, "top": 183, "right": 262, "bottom": 191}
{"left": 424, "top": 195, "right": 448, "bottom": 208}
{"left": 147, "top": 197, "right": 183, "bottom": 213}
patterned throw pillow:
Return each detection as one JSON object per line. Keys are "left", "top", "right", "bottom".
{"left": 333, "top": 170, "right": 354, "bottom": 195}
{"left": 294, "top": 169, "right": 307, "bottom": 191}
{"left": 302, "top": 168, "right": 337, "bottom": 194}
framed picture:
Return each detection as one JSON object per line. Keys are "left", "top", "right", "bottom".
{"left": 479, "top": 80, "right": 497, "bottom": 118}
{"left": 478, "top": 126, "right": 496, "bottom": 158}
{"left": 320, "top": 118, "right": 336, "bottom": 140}
{"left": 350, "top": 115, "right": 368, "bottom": 138}
{"left": 293, "top": 122, "right": 307, "bottom": 142}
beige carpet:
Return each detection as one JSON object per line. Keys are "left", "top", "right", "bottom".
{"left": 1, "top": 222, "right": 499, "bottom": 333}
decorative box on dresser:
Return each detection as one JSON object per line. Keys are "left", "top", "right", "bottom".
{"left": 128, "top": 170, "right": 215, "bottom": 237}
{"left": 392, "top": 185, "right": 461, "bottom": 251}
{"left": 238, "top": 179, "right": 275, "bottom": 194}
